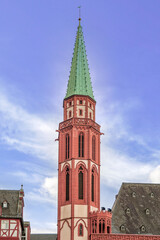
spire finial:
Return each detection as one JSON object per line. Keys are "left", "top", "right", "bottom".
{"left": 78, "top": 6, "right": 81, "bottom": 24}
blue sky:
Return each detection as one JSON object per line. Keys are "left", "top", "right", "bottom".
{"left": 0, "top": 0, "right": 160, "bottom": 233}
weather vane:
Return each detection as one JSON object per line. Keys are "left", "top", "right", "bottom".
{"left": 78, "top": 6, "right": 81, "bottom": 24}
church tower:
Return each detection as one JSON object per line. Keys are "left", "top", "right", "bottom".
{"left": 57, "top": 19, "right": 101, "bottom": 240}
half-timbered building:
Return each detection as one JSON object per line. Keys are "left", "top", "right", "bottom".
{"left": 0, "top": 186, "right": 30, "bottom": 240}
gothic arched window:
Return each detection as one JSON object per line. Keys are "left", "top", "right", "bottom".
{"left": 99, "top": 219, "right": 105, "bottom": 233}
{"left": 79, "top": 132, "right": 84, "bottom": 157}
{"left": 66, "top": 167, "right": 69, "bottom": 201}
{"left": 78, "top": 166, "right": 84, "bottom": 199}
{"left": 78, "top": 223, "right": 83, "bottom": 236}
{"left": 66, "top": 134, "right": 70, "bottom": 159}
{"left": 92, "top": 136, "right": 96, "bottom": 160}
{"left": 91, "top": 169, "right": 94, "bottom": 202}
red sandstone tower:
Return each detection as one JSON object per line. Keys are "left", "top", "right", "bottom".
{"left": 57, "top": 19, "right": 101, "bottom": 240}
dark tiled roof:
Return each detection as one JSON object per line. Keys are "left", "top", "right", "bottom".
{"left": 112, "top": 183, "right": 160, "bottom": 235}
{"left": 30, "top": 234, "right": 57, "bottom": 240}
{"left": 0, "top": 190, "right": 23, "bottom": 218}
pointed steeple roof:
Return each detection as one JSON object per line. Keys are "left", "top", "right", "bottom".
{"left": 65, "top": 22, "right": 95, "bottom": 100}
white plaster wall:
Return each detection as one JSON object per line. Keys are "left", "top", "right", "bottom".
{"left": 60, "top": 221, "right": 71, "bottom": 240}
{"left": 61, "top": 161, "right": 72, "bottom": 171}
{"left": 1, "top": 220, "right": 9, "bottom": 229}
{"left": 76, "top": 106, "right": 85, "bottom": 118}
{"left": 10, "top": 220, "right": 17, "bottom": 237}
{"left": 74, "top": 219, "right": 88, "bottom": 240}
{"left": 61, "top": 204, "right": 71, "bottom": 219}
{"left": 67, "top": 106, "right": 73, "bottom": 119}
{"left": 60, "top": 219, "right": 71, "bottom": 228}
{"left": 90, "top": 206, "right": 98, "bottom": 212}
{"left": 12, "top": 229, "right": 17, "bottom": 237}
{"left": 90, "top": 162, "right": 98, "bottom": 173}
{"left": 74, "top": 159, "right": 88, "bottom": 169}
{"left": 74, "top": 205, "right": 88, "bottom": 218}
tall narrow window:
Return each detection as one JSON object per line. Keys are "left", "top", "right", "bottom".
{"left": 78, "top": 224, "right": 83, "bottom": 236}
{"left": 79, "top": 109, "right": 82, "bottom": 116}
{"left": 78, "top": 166, "right": 84, "bottom": 199}
{"left": 79, "top": 132, "right": 84, "bottom": 157}
{"left": 102, "top": 220, "right": 105, "bottom": 233}
{"left": 92, "top": 170, "right": 94, "bottom": 202}
{"left": 107, "top": 226, "right": 110, "bottom": 234}
{"left": 99, "top": 220, "right": 102, "bottom": 233}
{"left": 66, "top": 134, "right": 70, "bottom": 159}
{"left": 66, "top": 168, "right": 69, "bottom": 201}
{"left": 92, "top": 136, "right": 96, "bottom": 160}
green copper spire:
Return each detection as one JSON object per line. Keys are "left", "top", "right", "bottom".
{"left": 65, "top": 21, "right": 95, "bottom": 100}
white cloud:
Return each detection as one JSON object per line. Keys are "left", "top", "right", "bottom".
{"left": 31, "top": 222, "right": 57, "bottom": 234}
{"left": 101, "top": 146, "right": 154, "bottom": 189}
{"left": 149, "top": 165, "right": 160, "bottom": 183}
{"left": 25, "top": 175, "right": 58, "bottom": 205}
{"left": 0, "top": 89, "right": 59, "bottom": 162}
{"left": 97, "top": 99, "right": 160, "bottom": 189}
{"left": 41, "top": 176, "right": 58, "bottom": 202}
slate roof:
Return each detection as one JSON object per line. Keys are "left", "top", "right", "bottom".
{"left": 30, "top": 234, "right": 57, "bottom": 240}
{"left": 65, "top": 21, "right": 95, "bottom": 101}
{"left": 112, "top": 183, "right": 160, "bottom": 235}
{"left": 0, "top": 190, "right": 23, "bottom": 218}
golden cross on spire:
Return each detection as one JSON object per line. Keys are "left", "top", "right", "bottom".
{"left": 78, "top": 6, "right": 81, "bottom": 24}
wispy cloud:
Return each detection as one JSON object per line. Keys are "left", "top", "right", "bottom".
{"left": 0, "top": 86, "right": 59, "bottom": 162}
{"left": 97, "top": 98, "right": 160, "bottom": 189}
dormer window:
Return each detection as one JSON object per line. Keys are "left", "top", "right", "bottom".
{"left": 132, "top": 192, "right": 136, "bottom": 197}
{"left": 126, "top": 208, "right": 130, "bottom": 214}
{"left": 140, "top": 225, "right": 145, "bottom": 232}
{"left": 120, "top": 225, "right": 125, "bottom": 232}
{"left": 145, "top": 208, "right": 150, "bottom": 215}
{"left": 2, "top": 201, "right": 8, "bottom": 208}
{"left": 151, "top": 192, "right": 154, "bottom": 198}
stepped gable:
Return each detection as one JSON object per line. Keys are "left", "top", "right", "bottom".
{"left": 112, "top": 182, "right": 160, "bottom": 235}
{"left": 0, "top": 190, "right": 22, "bottom": 217}
{"left": 65, "top": 21, "right": 95, "bottom": 100}
{"left": 30, "top": 234, "right": 57, "bottom": 240}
